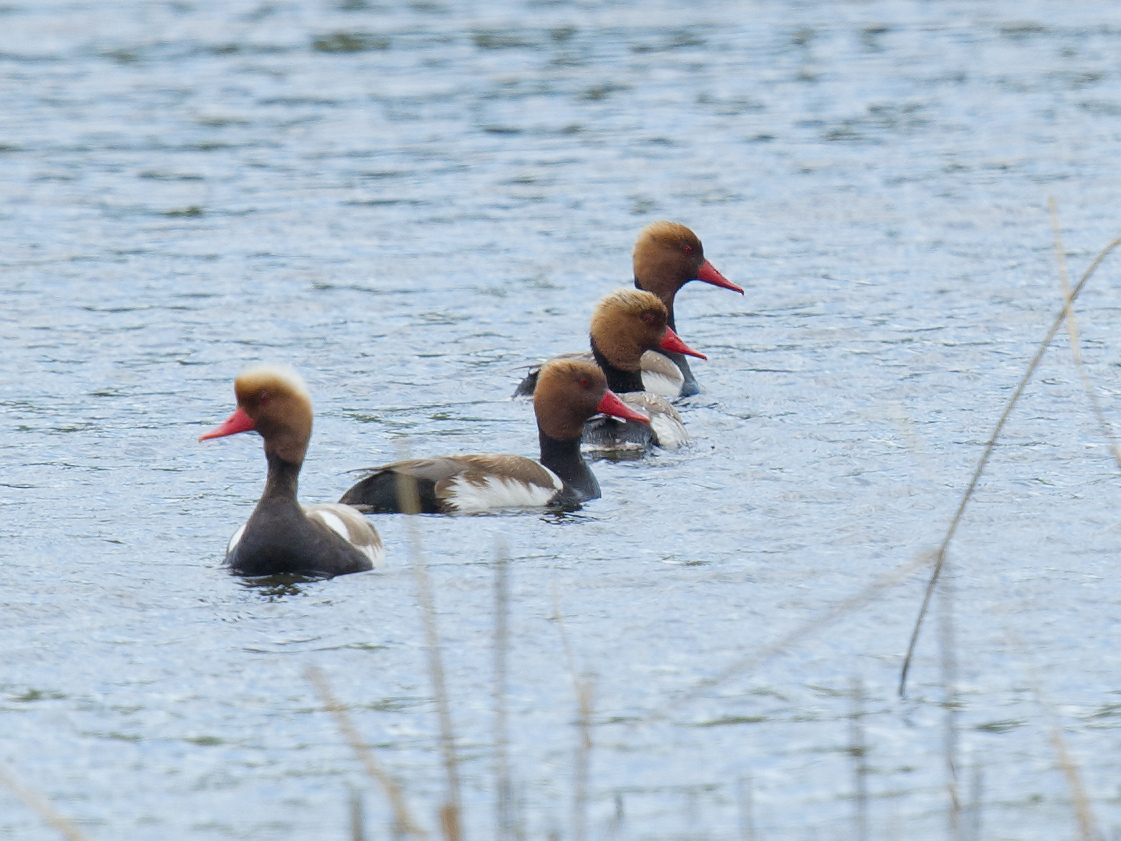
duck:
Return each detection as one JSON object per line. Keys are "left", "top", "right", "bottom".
{"left": 199, "top": 366, "right": 384, "bottom": 577}
{"left": 632, "top": 221, "right": 742, "bottom": 398}
{"left": 338, "top": 358, "right": 649, "bottom": 514}
{"left": 513, "top": 289, "right": 705, "bottom": 451}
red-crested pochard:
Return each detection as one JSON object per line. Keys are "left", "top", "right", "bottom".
{"left": 200, "top": 366, "right": 384, "bottom": 577}
{"left": 632, "top": 221, "right": 741, "bottom": 398}
{"left": 513, "top": 289, "right": 704, "bottom": 451}
{"left": 339, "top": 358, "right": 649, "bottom": 514}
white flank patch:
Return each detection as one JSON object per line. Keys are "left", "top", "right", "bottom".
{"left": 445, "top": 473, "right": 560, "bottom": 514}
{"left": 309, "top": 509, "right": 349, "bottom": 541}
{"left": 362, "top": 542, "right": 387, "bottom": 570}
{"left": 650, "top": 412, "right": 689, "bottom": 449}
{"left": 226, "top": 522, "right": 247, "bottom": 556}
{"left": 641, "top": 370, "right": 684, "bottom": 399}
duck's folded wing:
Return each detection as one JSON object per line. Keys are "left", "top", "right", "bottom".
{"left": 639, "top": 350, "right": 686, "bottom": 398}
{"left": 339, "top": 457, "right": 469, "bottom": 512}
{"left": 303, "top": 503, "right": 386, "bottom": 568}
{"left": 432, "top": 455, "right": 563, "bottom": 513}
{"left": 623, "top": 392, "right": 688, "bottom": 449}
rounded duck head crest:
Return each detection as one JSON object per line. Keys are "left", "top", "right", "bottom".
{"left": 231, "top": 365, "right": 313, "bottom": 465}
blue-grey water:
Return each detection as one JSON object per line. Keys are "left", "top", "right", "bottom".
{"left": 5, "top": 0, "right": 1121, "bottom": 838}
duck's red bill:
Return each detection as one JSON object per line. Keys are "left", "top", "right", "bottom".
{"left": 199, "top": 407, "right": 256, "bottom": 441}
{"left": 659, "top": 326, "right": 707, "bottom": 360}
{"left": 597, "top": 390, "right": 650, "bottom": 424}
{"left": 696, "top": 260, "right": 743, "bottom": 294}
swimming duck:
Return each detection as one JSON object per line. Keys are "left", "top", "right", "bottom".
{"left": 513, "top": 289, "right": 704, "bottom": 451}
{"left": 339, "top": 358, "right": 649, "bottom": 514}
{"left": 632, "top": 221, "right": 741, "bottom": 398}
{"left": 200, "top": 366, "right": 384, "bottom": 577}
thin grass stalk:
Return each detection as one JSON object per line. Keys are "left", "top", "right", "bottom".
{"left": 552, "top": 584, "right": 594, "bottom": 841}
{"left": 939, "top": 566, "right": 960, "bottom": 839}
{"left": 608, "top": 791, "right": 624, "bottom": 839}
{"left": 965, "top": 760, "right": 983, "bottom": 841}
{"left": 1030, "top": 671, "right": 1102, "bottom": 841}
{"left": 572, "top": 680, "right": 594, "bottom": 841}
{"left": 0, "top": 767, "right": 91, "bottom": 841}
{"left": 850, "top": 677, "right": 868, "bottom": 841}
{"left": 493, "top": 540, "right": 513, "bottom": 841}
{"left": 306, "top": 666, "right": 428, "bottom": 840}
{"left": 737, "top": 775, "right": 755, "bottom": 841}
{"left": 396, "top": 470, "right": 463, "bottom": 841}
{"left": 350, "top": 790, "right": 367, "bottom": 841}
{"left": 1049, "top": 199, "right": 1121, "bottom": 471}
{"left": 1011, "top": 632, "right": 1103, "bottom": 840}
{"left": 899, "top": 233, "right": 1121, "bottom": 697}
{"left": 1048, "top": 722, "right": 1101, "bottom": 841}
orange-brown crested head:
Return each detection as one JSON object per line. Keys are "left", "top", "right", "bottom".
{"left": 533, "top": 358, "right": 650, "bottom": 440}
{"left": 533, "top": 358, "right": 609, "bottom": 441}
{"left": 201, "top": 366, "right": 313, "bottom": 465}
{"left": 589, "top": 289, "right": 670, "bottom": 371}
{"left": 633, "top": 220, "right": 741, "bottom": 304}
{"left": 632, "top": 221, "right": 708, "bottom": 304}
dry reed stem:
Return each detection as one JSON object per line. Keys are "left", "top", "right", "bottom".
{"left": 1016, "top": 647, "right": 1104, "bottom": 841}
{"left": 1047, "top": 723, "right": 1101, "bottom": 841}
{"left": 350, "top": 790, "right": 366, "bottom": 841}
{"left": 0, "top": 767, "right": 91, "bottom": 841}
{"left": 396, "top": 469, "right": 463, "bottom": 841}
{"left": 493, "top": 541, "right": 513, "bottom": 841}
{"left": 305, "top": 665, "right": 428, "bottom": 840}
{"left": 849, "top": 677, "right": 869, "bottom": 841}
{"left": 965, "top": 761, "right": 983, "bottom": 841}
{"left": 938, "top": 564, "right": 960, "bottom": 838}
{"left": 657, "top": 551, "right": 933, "bottom": 714}
{"left": 737, "top": 776, "right": 755, "bottom": 841}
{"left": 899, "top": 232, "right": 1121, "bottom": 697}
{"left": 551, "top": 583, "right": 594, "bottom": 841}
{"left": 1049, "top": 200, "right": 1121, "bottom": 471}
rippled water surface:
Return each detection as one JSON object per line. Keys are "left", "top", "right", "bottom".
{"left": 6, "top": 0, "right": 1121, "bottom": 838}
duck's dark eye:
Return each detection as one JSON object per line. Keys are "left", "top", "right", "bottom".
{"left": 683, "top": 244, "right": 692, "bottom": 255}
{"left": 259, "top": 392, "right": 270, "bottom": 404}
{"left": 578, "top": 377, "right": 590, "bottom": 388}
{"left": 641, "top": 311, "right": 655, "bottom": 324}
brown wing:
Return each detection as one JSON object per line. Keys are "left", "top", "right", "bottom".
{"left": 340, "top": 455, "right": 562, "bottom": 514}
{"left": 430, "top": 455, "right": 563, "bottom": 513}
{"left": 303, "top": 503, "right": 386, "bottom": 567}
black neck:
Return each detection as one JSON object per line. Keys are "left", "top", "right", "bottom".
{"left": 590, "top": 338, "right": 644, "bottom": 393}
{"left": 539, "top": 430, "right": 600, "bottom": 503}
{"left": 262, "top": 451, "right": 301, "bottom": 503}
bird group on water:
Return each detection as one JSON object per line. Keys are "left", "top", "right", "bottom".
{"left": 199, "top": 221, "right": 743, "bottom": 578}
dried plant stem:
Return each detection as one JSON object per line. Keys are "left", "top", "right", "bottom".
{"left": 1017, "top": 650, "right": 1104, "bottom": 841}
{"left": 0, "top": 767, "right": 91, "bottom": 841}
{"left": 1049, "top": 200, "right": 1121, "bottom": 470}
{"left": 850, "top": 677, "right": 869, "bottom": 841}
{"left": 899, "top": 232, "right": 1121, "bottom": 697}
{"left": 552, "top": 584, "right": 594, "bottom": 841}
{"left": 965, "top": 760, "right": 983, "bottom": 841}
{"left": 306, "top": 666, "right": 428, "bottom": 840}
{"left": 493, "top": 541, "right": 513, "bottom": 841}
{"left": 350, "top": 790, "right": 367, "bottom": 841}
{"left": 397, "top": 471, "right": 463, "bottom": 841}
{"left": 939, "top": 567, "right": 960, "bottom": 839}
{"left": 1047, "top": 722, "right": 1101, "bottom": 841}
{"left": 737, "top": 775, "right": 755, "bottom": 841}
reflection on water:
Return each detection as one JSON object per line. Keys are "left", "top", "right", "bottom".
{"left": 5, "top": 0, "right": 1121, "bottom": 838}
